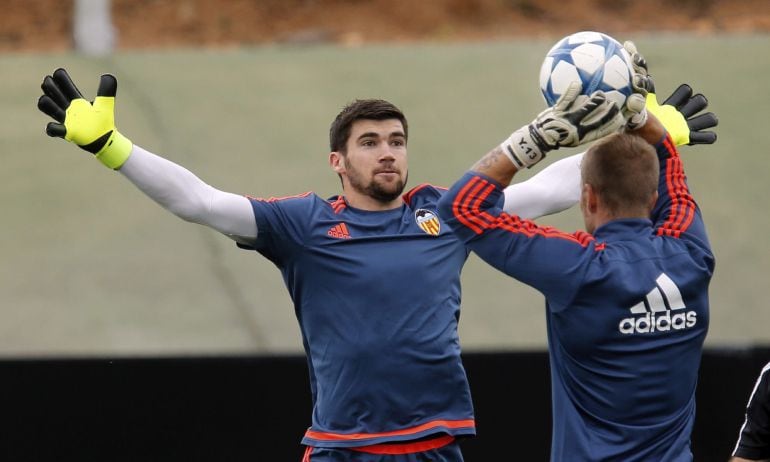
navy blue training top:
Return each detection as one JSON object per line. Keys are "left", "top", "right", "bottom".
{"left": 240, "top": 184, "right": 475, "bottom": 448}
{"left": 438, "top": 134, "right": 715, "bottom": 461}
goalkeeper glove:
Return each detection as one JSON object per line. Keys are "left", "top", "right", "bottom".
{"left": 622, "top": 40, "right": 653, "bottom": 130}
{"left": 500, "top": 81, "right": 624, "bottom": 169}
{"left": 647, "top": 84, "right": 718, "bottom": 146}
{"left": 37, "top": 68, "right": 133, "bottom": 170}
{"left": 622, "top": 41, "right": 718, "bottom": 145}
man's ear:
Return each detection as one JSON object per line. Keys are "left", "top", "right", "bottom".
{"left": 329, "top": 151, "right": 345, "bottom": 174}
{"left": 583, "top": 183, "right": 599, "bottom": 213}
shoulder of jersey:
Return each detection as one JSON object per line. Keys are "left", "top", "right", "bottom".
{"left": 246, "top": 191, "right": 315, "bottom": 203}
{"left": 402, "top": 183, "right": 447, "bottom": 206}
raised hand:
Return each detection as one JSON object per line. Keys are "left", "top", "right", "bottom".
{"left": 38, "top": 68, "right": 132, "bottom": 169}
{"left": 501, "top": 82, "right": 624, "bottom": 169}
{"left": 653, "top": 84, "right": 718, "bottom": 145}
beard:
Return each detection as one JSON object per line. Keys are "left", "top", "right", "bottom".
{"left": 344, "top": 158, "right": 408, "bottom": 204}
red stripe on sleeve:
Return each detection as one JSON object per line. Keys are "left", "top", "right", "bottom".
{"left": 657, "top": 136, "right": 696, "bottom": 238}
{"left": 495, "top": 214, "right": 594, "bottom": 246}
{"left": 453, "top": 175, "right": 595, "bottom": 247}
{"left": 669, "top": 157, "right": 685, "bottom": 237}
{"left": 467, "top": 180, "right": 498, "bottom": 227}
{"left": 453, "top": 177, "right": 489, "bottom": 234}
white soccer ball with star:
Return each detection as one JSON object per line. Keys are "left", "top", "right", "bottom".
{"left": 539, "top": 31, "right": 634, "bottom": 110}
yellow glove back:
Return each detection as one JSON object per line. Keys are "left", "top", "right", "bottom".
{"left": 646, "top": 92, "right": 690, "bottom": 146}
{"left": 38, "top": 68, "right": 133, "bottom": 170}
{"left": 646, "top": 84, "right": 718, "bottom": 147}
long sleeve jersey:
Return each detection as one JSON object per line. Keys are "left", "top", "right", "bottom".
{"left": 437, "top": 134, "right": 715, "bottom": 461}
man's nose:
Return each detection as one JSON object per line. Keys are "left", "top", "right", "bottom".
{"left": 378, "top": 145, "right": 396, "bottom": 160}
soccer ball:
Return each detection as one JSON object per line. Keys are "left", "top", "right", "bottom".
{"left": 539, "top": 31, "right": 634, "bottom": 110}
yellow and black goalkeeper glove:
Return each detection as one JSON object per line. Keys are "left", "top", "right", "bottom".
{"left": 622, "top": 41, "right": 718, "bottom": 145}
{"left": 647, "top": 84, "right": 718, "bottom": 146}
{"left": 37, "top": 68, "right": 132, "bottom": 169}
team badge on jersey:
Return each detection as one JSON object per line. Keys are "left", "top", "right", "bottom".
{"left": 415, "top": 209, "right": 441, "bottom": 236}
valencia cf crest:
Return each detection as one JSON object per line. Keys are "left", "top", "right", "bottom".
{"left": 415, "top": 209, "right": 441, "bottom": 236}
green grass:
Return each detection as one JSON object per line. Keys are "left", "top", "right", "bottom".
{"left": 1, "top": 34, "right": 767, "bottom": 355}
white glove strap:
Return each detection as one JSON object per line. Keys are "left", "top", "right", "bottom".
{"left": 627, "top": 107, "right": 649, "bottom": 131}
{"left": 499, "top": 125, "right": 546, "bottom": 170}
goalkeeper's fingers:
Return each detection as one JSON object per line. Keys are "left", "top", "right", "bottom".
{"left": 688, "top": 112, "right": 719, "bottom": 131}
{"left": 622, "top": 40, "right": 647, "bottom": 72}
{"left": 688, "top": 131, "right": 717, "bottom": 145}
{"left": 687, "top": 112, "right": 718, "bottom": 145}
{"left": 554, "top": 81, "right": 583, "bottom": 111}
{"left": 45, "top": 122, "right": 67, "bottom": 138}
{"left": 52, "top": 68, "right": 85, "bottom": 102}
{"left": 41, "top": 75, "right": 70, "bottom": 111}
{"left": 96, "top": 74, "right": 117, "bottom": 98}
{"left": 661, "top": 84, "right": 692, "bottom": 110}
{"left": 677, "top": 93, "right": 709, "bottom": 118}
{"left": 37, "top": 94, "right": 66, "bottom": 124}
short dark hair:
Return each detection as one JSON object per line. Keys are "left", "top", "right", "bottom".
{"left": 581, "top": 133, "right": 659, "bottom": 216}
{"left": 329, "top": 99, "right": 408, "bottom": 153}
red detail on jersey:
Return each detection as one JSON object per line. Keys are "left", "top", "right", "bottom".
{"left": 452, "top": 177, "right": 496, "bottom": 234}
{"left": 327, "top": 223, "right": 351, "bottom": 239}
{"left": 595, "top": 242, "right": 606, "bottom": 251}
{"left": 657, "top": 135, "right": 696, "bottom": 238}
{"left": 304, "top": 418, "right": 475, "bottom": 442}
{"left": 302, "top": 445, "right": 312, "bottom": 462}
{"left": 330, "top": 196, "right": 347, "bottom": 214}
{"left": 245, "top": 191, "right": 313, "bottom": 202}
{"left": 350, "top": 435, "right": 455, "bottom": 455}
{"left": 453, "top": 176, "right": 595, "bottom": 247}
{"left": 402, "top": 183, "right": 447, "bottom": 206}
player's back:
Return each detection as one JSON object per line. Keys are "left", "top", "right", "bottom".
{"left": 547, "top": 218, "right": 711, "bottom": 461}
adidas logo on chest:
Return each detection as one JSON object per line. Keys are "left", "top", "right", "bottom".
{"left": 618, "top": 273, "right": 697, "bottom": 335}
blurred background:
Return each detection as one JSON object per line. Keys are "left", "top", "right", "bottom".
{"left": 2, "top": 1, "right": 769, "bottom": 460}
{"left": 2, "top": 0, "right": 768, "bottom": 356}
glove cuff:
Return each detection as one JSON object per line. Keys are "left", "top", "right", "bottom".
{"left": 95, "top": 131, "right": 133, "bottom": 170}
{"left": 499, "top": 125, "right": 547, "bottom": 170}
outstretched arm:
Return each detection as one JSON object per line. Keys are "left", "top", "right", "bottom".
{"left": 120, "top": 146, "right": 257, "bottom": 243}
{"left": 37, "top": 68, "right": 257, "bottom": 244}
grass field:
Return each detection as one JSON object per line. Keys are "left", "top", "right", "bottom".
{"left": 1, "top": 34, "right": 767, "bottom": 356}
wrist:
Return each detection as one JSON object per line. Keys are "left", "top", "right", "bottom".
{"left": 499, "top": 125, "right": 548, "bottom": 170}
{"left": 95, "top": 131, "right": 133, "bottom": 170}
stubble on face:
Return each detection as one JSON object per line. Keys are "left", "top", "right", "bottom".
{"left": 344, "top": 155, "right": 408, "bottom": 203}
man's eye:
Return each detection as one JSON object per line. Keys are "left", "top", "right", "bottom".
{"left": 392, "top": 140, "right": 405, "bottom": 147}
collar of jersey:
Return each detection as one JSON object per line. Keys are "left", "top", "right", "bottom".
{"left": 592, "top": 218, "right": 654, "bottom": 240}
{"left": 328, "top": 195, "right": 407, "bottom": 215}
